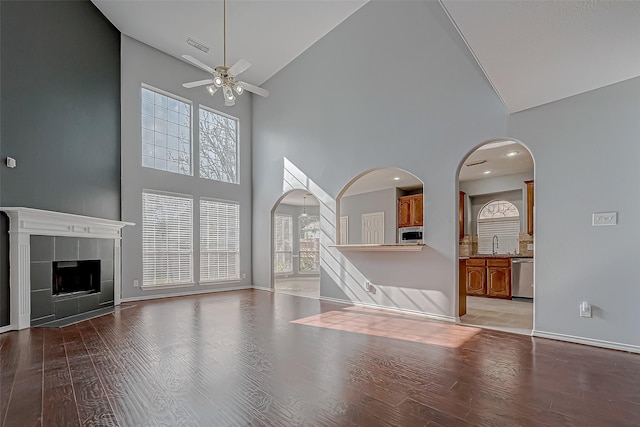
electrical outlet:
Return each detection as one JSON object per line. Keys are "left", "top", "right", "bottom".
{"left": 6, "top": 157, "right": 16, "bottom": 168}
{"left": 242, "top": 273, "right": 246, "bottom": 279}
{"left": 527, "top": 244, "right": 534, "bottom": 250}
{"left": 133, "top": 279, "right": 139, "bottom": 287}
{"left": 592, "top": 212, "right": 617, "bottom": 226}
{"left": 579, "top": 301, "right": 592, "bottom": 318}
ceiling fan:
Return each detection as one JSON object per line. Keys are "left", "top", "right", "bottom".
{"left": 181, "top": 0, "right": 268, "bottom": 106}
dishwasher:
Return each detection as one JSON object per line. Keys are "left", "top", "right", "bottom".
{"left": 511, "top": 258, "right": 534, "bottom": 299}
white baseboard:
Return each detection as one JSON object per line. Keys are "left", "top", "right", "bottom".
{"left": 0, "top": 324, "right": 14, "bottom": 334}
{"left": 533, "top": 330, "right": 640, "bottom": 354}
{"left": 120, "top": 285, "right": 251, "bottom": 303}
{"left": 252, "top": 286, "right": 273, "bottom": 292}
{"left": 318, "top": 296, "right": 457, "bottom": 323}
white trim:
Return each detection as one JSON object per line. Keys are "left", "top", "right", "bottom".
{"left": 120, "top": 285, "right": 250, "bottom": 302}
{"left": 0, "top": 207, "right": 133, "bottom": 331}
{"left": 0, "top": 325, "right": 13, "bottom": 334}
{"left": 533, "top": 330, "right": 640, "bottom": 354}
{"left": 318, "top": 296, "right": 457, "bottom": 323}
{"left": 199, "top": 279, "right": 242, "bottom": 286}
{"left": 331, "top": 244, "right": 425, "bottom": 252}
{"left": 140, "top": 282, "right": 196, "bottom": 291}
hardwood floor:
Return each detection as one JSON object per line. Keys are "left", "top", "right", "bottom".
{"left": 1, "top": 290, "right": 639, "bottom": 426}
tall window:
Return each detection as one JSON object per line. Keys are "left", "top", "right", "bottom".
{"left": 273, "top": 214, "right": 293, "bottom": 273}
{"left": 141, "top": 86, "right": 192, "bottom": 175}
{"left": 477, "top": 200, "right": 520, "bottom": 254}
{"left": 199, "top": 106, "right": 238, "bottom": 184}
{"left": 200, "top": 199, "right": 240, "bottom": 282}
{"left": 299, "top": 215, "right": 320, "bottom": 273}
{"left": 142, "top": 192, "right": 193, "bottom": 287}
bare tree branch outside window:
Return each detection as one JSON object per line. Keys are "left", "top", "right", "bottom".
{"left": 199, "top": 108, "right": 238, "bottom": 183}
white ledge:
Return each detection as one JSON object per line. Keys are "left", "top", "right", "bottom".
{"left": 330, "top": 244, "right": 425, "bottom": 252}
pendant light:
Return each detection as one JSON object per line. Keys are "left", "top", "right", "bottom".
{"left": 301, "top": 196, "right": 308, "bottom": 217}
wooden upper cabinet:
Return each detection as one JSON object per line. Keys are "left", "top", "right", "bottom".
{"left": 459, "top": 191, "right": 465, "bottom": 240}
{"left": 525, "top": 180, "right": 534, "bottom": 235}
{"left": 398, "top": 194, "right": 423, "bottom": 228}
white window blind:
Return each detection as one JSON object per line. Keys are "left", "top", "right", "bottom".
{"left": 142, "top": 192, "right": 193, "bottom": 287}
{"left": 477, "top": 200, "right": 520, "bottom": 255}
{"left": 200, "top": 199, "right": 240, "bottom": 282}
{"left": 141, "top": 86, "right": 192, "bottom": 175}
{"left": 274, "top": 214, "right": 293, "bottom": 273}
{"left": 299, "top": 215, "right": 320, "bottom": 273}
{"left": 199, "top": 106, "right": 238, "bottom": 184}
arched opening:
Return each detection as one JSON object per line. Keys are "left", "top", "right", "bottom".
{"left": 271, "top": 189, "right": 320, "bottom": 299}
{"left": 457, "top": 139, "right": 535, "bottom": 335}
{"left": 336, "top": 167, "right": 424, "bottom": 245}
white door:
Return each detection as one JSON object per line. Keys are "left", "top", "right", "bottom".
{"left": 362, "top": 212, "right": 384, "bottom": 244}
{"left": 340, "top": 216, "right": 349, "bottom": 245}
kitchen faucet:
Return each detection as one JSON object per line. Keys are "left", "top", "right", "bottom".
{"left": 492, "top": 235, "right": 499, "bottom": 255}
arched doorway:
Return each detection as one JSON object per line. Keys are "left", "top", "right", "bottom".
{"left": 271, "top": 190, "right": 320, "bottom": 299}
{"left": 457, "top": 139, "right": 535, "bottom": 334}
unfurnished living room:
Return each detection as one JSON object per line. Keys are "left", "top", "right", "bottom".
{"left": 1, "top": 1, "right": 639, "bottom": 426}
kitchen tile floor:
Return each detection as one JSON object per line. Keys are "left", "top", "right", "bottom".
{"left": 274, "top": 276, "right": 320, "bottom": 299}
{"left": 461, "top": 296, "right": 533, "bottom": 335}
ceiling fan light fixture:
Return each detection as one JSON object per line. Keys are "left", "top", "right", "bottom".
{"left": 234, "top": 84, "right": 244, "bottom": 95}
{"left": 206, "top": 85, "right": 218, "bottom": 95}
{"left": 213, "top": 76, "right": 224, "bottom": 87}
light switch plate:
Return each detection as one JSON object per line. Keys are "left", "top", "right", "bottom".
{"left": 592, "top": 212, "right": 617, "bottom": 226}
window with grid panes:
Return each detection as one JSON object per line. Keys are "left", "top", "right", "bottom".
{"left": 142, "top": 192, "right": 193, "bottom": 287}
{"left": 141, "top": 86, "right": 192, "bottom": 175}
{"left": 477, "top": 200, "right": 520, "bottom": 255}
{"left": 299, "top": 215, "right": 320, "bottom": 273}
{"left": 200, "top": 199, "right": 240, "bottom": 282}
{"left": 273, "top": 214, "right": 293, "bottom": 273}
{"left": 199, "top": 106, "right": 238, "bottom": 183}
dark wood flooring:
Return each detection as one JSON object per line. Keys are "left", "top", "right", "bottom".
{"left": 1, "top": 290, "right": 639, "bottom": 426}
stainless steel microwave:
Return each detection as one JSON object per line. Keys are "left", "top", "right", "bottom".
{"left": 398, "top": 226, "right": 423, "bottom": 244}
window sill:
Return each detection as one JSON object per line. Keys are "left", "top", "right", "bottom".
{"left": 199, "top": 279, "right": 241, "bottom": 286}
{"left": 140, "top": 282, "right": 195, "bottom": 291}
{"left": 330, "top": 244, "right": 425, "bottom": 252}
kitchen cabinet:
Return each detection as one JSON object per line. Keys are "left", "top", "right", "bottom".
{"left": 525, "top": 180, "right": 534, "bottom": 235}
{"left": 464, "top": 258, "right": 511, "bottom": 299}
{"left": 398, "top": 194, "right": 423, "bottom": 228}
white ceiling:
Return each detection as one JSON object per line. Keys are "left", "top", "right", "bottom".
{"left": 279, "top": 190, "right": 319, "bottom": 207}
{"left": 441, "top": 0, "right": 640, "bottom": 112}
{"left": 343, "top": 168, "right": 422, "bottom": 197}
{"left": 92, "top": 0, "right": 368, "bottom": 88}
{"left": 92, "top": 1, "right": 640, "bottom": 112}
{"left": 459, "top": 141, "right": 533, "bottom": 182}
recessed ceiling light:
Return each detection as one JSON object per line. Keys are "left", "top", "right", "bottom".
{"left": 506, "top": 151, "right": 520, "bottom": 157}
{"left": 483, "top": 170, "right": 493, "bottom": 175}
{"left": 393, "top": 177, "right": 401, "bottom": 181}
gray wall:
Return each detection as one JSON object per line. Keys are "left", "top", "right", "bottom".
{"left": 0, "top": 0, "right": 120, "bottom": 326}
{"left": 121, "top": 36, "right": 253, "bottom": 300}
{"left": 508, "top": 76, "right": 640, "bottom": 348}
{"left": 252, "top": 1, "right": 508, "bottom": 317}
{"left": 253, "top": 0, "right": 639, "bottom": 349}
{"left": 340, "top": 188, "right": 398, "bottom": 244}
{"left": 274, "top": 203, "right": 320, "bottom": 277}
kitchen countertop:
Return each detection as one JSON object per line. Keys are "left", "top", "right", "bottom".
{"left": 459, "top": 255, "right": 533, "bottom": 260}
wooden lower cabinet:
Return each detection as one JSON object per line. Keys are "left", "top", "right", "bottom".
{"left": 464, "top": 258, "right": 511, "bottom": 299}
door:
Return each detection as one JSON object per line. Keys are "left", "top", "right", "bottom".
{"left": 398, "top": 198, "right": 411, "bottom": 228}
{"left": 339, "top": 216, "right": 349, "bottom": 245}
{"left": 411, "top": 194, "right": 423, "bottom": 226}
{"left": 362, "top": 212, "right": 384, "bottom": 244}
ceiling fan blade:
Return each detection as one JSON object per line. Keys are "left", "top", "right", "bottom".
{"left": 182, "top": 79, "right": 214, "bottom": 88}
{"left": 238, "top": 81, "right": 268, "bottom": 97}
{"left": 229, "top": 59, "right": 251, "bottom": 76}
{"left": 181, "top": 54, "right": 215, "bottom": 74}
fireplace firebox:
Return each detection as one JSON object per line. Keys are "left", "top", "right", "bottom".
{"left": 52, "top": 260, "right": 101, "bottom": 297}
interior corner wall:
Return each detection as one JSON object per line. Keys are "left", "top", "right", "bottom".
{"left": 120, "top": 36, "right": 253, "bottom": 300}
{"left": 340, "top": 188, "right": 398, "bottom": 244}
{"left": 0, "top": 0, "right": 120, "bottom": 327}
{"left": 252, "top": 1, "right": 508, "bottom": 318}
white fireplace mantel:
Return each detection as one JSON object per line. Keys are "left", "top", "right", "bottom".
{"left": 0, "top": 207, "right": 134, "bottom": 331}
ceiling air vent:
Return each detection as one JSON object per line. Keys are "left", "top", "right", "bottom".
{"left": 186, "top": 38, "right": 210, "bottom": 53}
{"left": 465, "top": 160, "right": 487, "bottom": 167}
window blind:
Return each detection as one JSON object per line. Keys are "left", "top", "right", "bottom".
{"left": 274, "top": 214, "right": 293, "bottom": 273}
{"left": 477, "top": 218, "right": 520, "bottom": 254}
{"left": 200, "top": 199, "right": 240, "bottom": 282}
{"left": 142, "top": 192, "right": 193, "bottom": 286}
